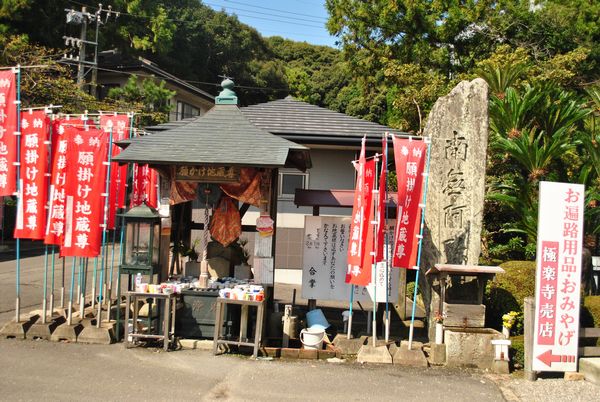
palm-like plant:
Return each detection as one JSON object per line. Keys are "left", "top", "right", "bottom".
{"left": 486, "top": 81, "right": 589, "bottom": 245}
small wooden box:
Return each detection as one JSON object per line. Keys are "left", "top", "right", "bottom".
{"left": 443, "top": 302, "right": 485, "bottom": 328}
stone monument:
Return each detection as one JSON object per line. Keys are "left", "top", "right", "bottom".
{"left": 420, "top": 78, "right": 489, "bottom": 340}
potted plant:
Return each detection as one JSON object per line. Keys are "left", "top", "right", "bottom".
{"left": 434, "top": 311, "right": 445, "bottom": 344}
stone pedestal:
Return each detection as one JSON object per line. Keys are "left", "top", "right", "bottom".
{"left": 0, "top": 317, "right": 37, "bottom": 339}
{"left": 392, "top": 341, "right": 428, "bottom": 367}
{"left": 77, "top": 322, "right": 116, "bottom": 345}
{"left": 445, "top": 327, "right": 503, "bottom": 369}
{"left": 357, "top": 345, "right": 393, "bottom": 364}
{"left": 50, "top": 321, "right": 84, "bottom": 342}
{"left": 332, "top": 334, "right": 367, "bottom": 356}
{"left": 430, "top": 343, "right": 446, "bottom": 365}
{"left": 27, "top": 316, "right": 65, "bottom": 340}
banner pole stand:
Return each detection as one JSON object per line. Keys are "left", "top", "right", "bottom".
{"left": 408, "top": 137, "right": 432, "bottom": 351}
{"left": 383, "top": 134, "right": 390, "bottom": 343}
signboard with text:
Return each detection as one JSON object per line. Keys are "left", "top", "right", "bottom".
{"left": 302, "top": 216, "right": 398, "bottom": 303}
{"left": 532, "top": 181, "right": 584, "bottom": 372}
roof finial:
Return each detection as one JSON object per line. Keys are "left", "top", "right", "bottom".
{"left": 216, "top": 74, "right": 237, "bottom": 105}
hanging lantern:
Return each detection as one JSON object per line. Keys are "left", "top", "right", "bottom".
{"left": 119, "top": 202, "right": 161, "bottom": 276}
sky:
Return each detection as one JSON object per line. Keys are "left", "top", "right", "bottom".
{"left": 203, "top": 0, "right": 339, "bottom": 48}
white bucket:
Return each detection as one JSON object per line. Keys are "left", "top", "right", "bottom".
{"left": 300, "top": 328, "right": 325, "bottom": 350}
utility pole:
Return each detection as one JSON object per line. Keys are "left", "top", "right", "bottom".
{"left": 63, "top": 4, "right": 119, "bottom": 94}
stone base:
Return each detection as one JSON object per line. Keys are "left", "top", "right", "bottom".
{"left": 50, "top": 321, "right": 84, "bottom": 342}
{"left": 445, "top": 328, "right": 503, "bottom": 369}
{"left": 430, "top": 343, "right": 446, "bottom": 365}
{"left": 491, "top": 359, "right": 510, "bottom": 374}
{"left": 564, "top": 371, "right": 585, "bottom": 381}
{"left": 332, "top": 334, "right": 367, "bottom": 355}
{"left": 179, "top": 338, "right": 214, "bottom": 350}
{"left": 357, "top": 345, "right": 393, "bottom": 364}
{"left": 27, "top": 317, "right": 65, "bottom": 340}
{"left": 77, "top": 322, "right": 115, "bottom": 345}
{"left": 0, "top": 318, "right": 36, "bottom": 339}
{"left": 579, "top": 358, "right": 600, "bottom": 385}
{"left": 393, "top": 342, "right": 428, "bottom": 367}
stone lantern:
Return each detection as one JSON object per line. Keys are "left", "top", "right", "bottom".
{"left": 120, "top": 202, "right": 161, "bottom": 278}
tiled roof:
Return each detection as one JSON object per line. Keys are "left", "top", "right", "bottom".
{"left": 113, "top": 104, "right": 309, "bottom": 169}
{"left": 240, "top": 97, "right": 408, "bottom": 144}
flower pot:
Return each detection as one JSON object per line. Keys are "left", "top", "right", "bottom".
{"left": 435, "top": 322, "right": 444, "bottom": 344}
{"left": 502, "top": 326, "right": 510, "bottom": 338}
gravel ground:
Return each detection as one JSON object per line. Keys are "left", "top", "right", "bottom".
{"left": 485, "top": 373, "right": 599, "bottom": 402}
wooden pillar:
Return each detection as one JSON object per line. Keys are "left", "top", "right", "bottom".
{"left": 524, "top": 296, "right": 538, "bottom": 381}
{"left": 268, "top": 168, "right": 278, "bottom": 310}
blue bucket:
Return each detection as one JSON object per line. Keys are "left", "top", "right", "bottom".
{"left": 306, "top": 309, "right": 330, "bottom": 331}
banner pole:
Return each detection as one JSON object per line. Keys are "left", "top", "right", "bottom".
{"left": 91, "top": 257, "right": 98, "bottom": 310}
{"left": 408, "top": 137, "right": 432, "bottom": 350}
{"left": 67, "top": 256, "right": 76, "bottom": 325}
{"left": 60, "top": 257, "right": 65, "bottom": 308}
{"left": 14, "top": 65, "right": 22, "bottom": 323}
{"left": 347, "top": 285, "right": 354, "bottom": 339}
{"left": 42, "top": 245, "right": 49, "bottom": 324}
{"left": 383, "top": 133, "right": 390, "bottom": 342}
{"left": 97, "top": 127, "right": 113, "bottom": 328}
{"left": 79, "top": 257, "right": 85, "bottom": 319}
{"left": 371, "top": 154, "right": 380, "bottom": 346}
{"left": 49, "top": 246, "right": 56, "bottom": 318}
{"left": 115, "top": 214, "right": 125, "bottom": 341}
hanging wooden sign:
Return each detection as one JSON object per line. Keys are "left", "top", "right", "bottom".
{"left": 176, "top": 165, "right": 240, "bottom": 182}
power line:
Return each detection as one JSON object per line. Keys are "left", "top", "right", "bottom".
{"left": 69, "top": 0, "right": 325, "bottom": 30}
{"left": 210, "top": 0, "right": 328, "bottom": 21}
{"left": 57, "top": 59, "right": 290, "bottom": 92}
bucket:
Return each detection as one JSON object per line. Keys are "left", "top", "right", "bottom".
{"left": 300, "top": 328, "right": 325, "bottom": 350}
{"left": 306, "top": 309, "right": 330, "bottom": 331}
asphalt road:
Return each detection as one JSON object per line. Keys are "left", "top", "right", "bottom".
{"left": 0, "top": 244, "right": 121, "bottom": 324}
{"left": 0, "top": 338, "right": 506, "bottom": 401}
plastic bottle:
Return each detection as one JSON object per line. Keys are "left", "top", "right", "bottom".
{"left": 135, "top": 273, "right": 142, "bottom": 291}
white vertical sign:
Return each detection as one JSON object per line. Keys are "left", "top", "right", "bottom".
{"left": 533, "top": 181, "right": 584, "bottom": 372}
{"left": 301, "top": 216, "right": 398, "bottom": 302}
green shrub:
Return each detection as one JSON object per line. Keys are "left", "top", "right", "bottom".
{"left": 581, "top": 296, "right": 600, "bottom": 346}
{"left": 510, "top": 335, "right": 524, "bottom": 370}
{"left": 484, "top": 260, "right": 536, "bottom": 333}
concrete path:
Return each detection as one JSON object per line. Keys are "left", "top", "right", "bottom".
{"left": 0, "top": 338, "right": 504, "bottom": 401}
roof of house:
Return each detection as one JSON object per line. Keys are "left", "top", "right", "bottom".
{"left": 99, "top": 53, "right": 214, "bottom": 103}
{"left": 240, "top": 97, "right": 409, "bottom": 146}
{"left": 113, "top": 103, "right": 311, "bottom": 170}
{"left": 144, "top": 97, "right": 410, "bottom": 147}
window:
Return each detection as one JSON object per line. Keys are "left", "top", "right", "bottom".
{"left": 175, "top": 101, "right": 200, "bottom": 120}
{"left": 278, "top": 171, "right": 309, "bottom": 199}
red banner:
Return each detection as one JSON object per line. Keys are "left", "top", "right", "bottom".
{"left": 45, "top": 120, "right": 86, "bottom": 245}
{"left": 61, "top": 128, "right": 108, "bottom": 257}
{"left": 346, "top": 137, "right": 375, "bottom": 286}
{"left": 392, "top": 137, "right": 427, "bottom": 269}
{"left": 375, "top": 136, "right": 387, "bottom": 263}
{"left": 100, "top": 114, "right": 130, "bottom": 229}
{"left": 14, "top": 111, "right": 49, "bottom": 239}
{"left": 0, "top": 70, "right": 17, "bottom": 196}
{"left": 131, "top": 163, "right": 158, "bottom": 208}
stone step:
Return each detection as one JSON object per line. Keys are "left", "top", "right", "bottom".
{"left": 579, "top": 358, "right": 600, "bottom": 385}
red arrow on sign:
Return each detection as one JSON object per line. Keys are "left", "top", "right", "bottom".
{"left": 536, "top": 349, "right": 576, "bottom": 367}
